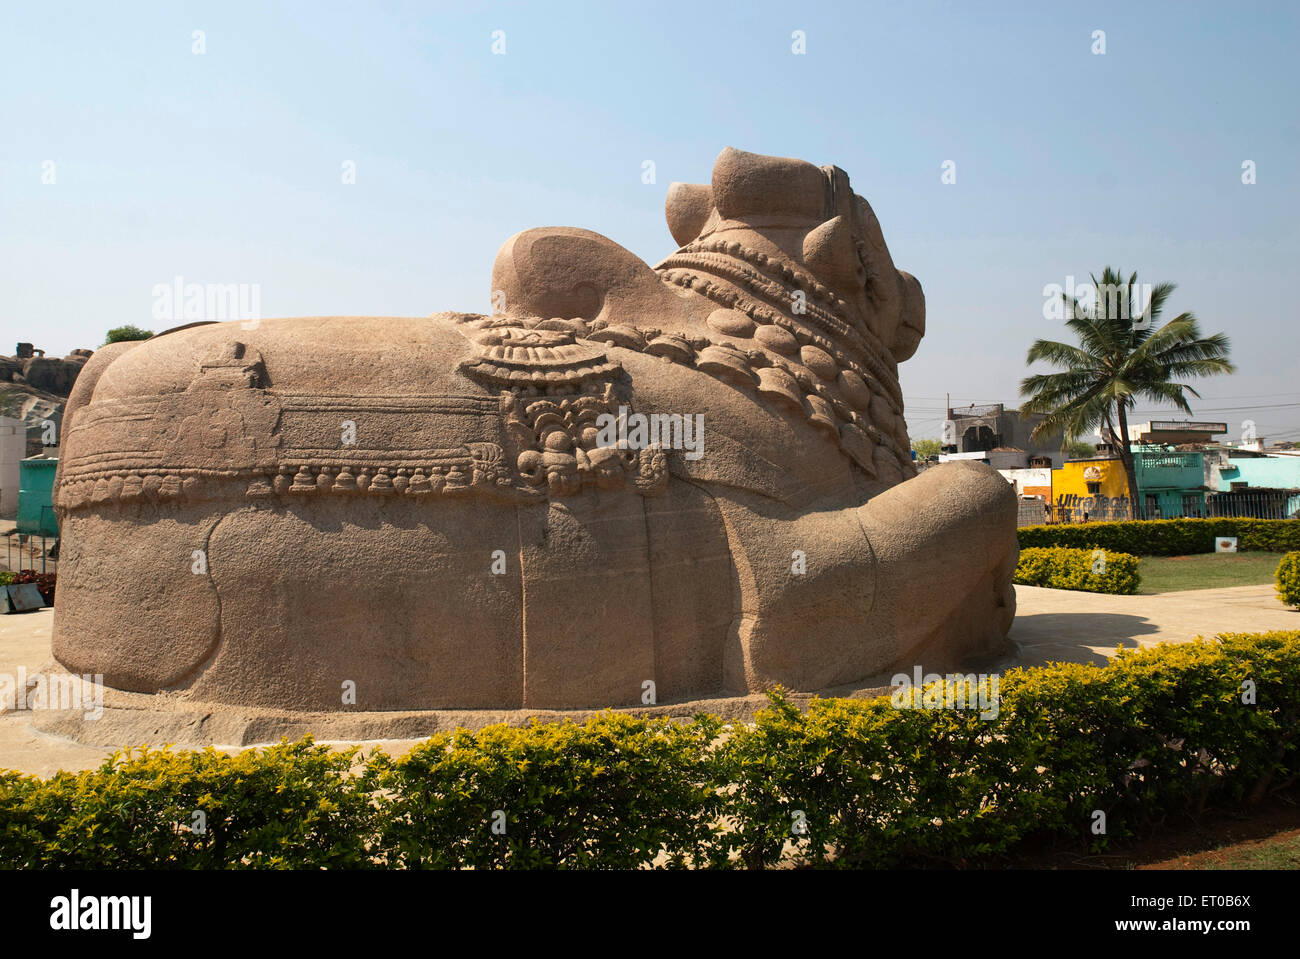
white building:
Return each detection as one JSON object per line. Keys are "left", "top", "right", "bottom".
{"left": 0, "top": 417, "right": 27, "bottom": 518}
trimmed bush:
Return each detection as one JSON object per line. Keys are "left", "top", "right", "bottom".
{"left": 726, "top": 632, "right": 1300, "bottom": 867}
{"left": 1018, "top": 518, "right": 1300, "bottom": 556}
{"left": 374, "top": 711, "right": 727, "bottom": 869}
{"left": 1277, "top": 552, "right": 1300, "bottom": 609}
{"left": 0, "top": 739, "right": 378, "bottom": 869}
{"left": 1, "top": 631, "right": 1297, "bottom": 869}
{"left": 1014, "top": 546, "right": 1141, "bottom": 594}
{"left": 721, "top": 683, "right": 1036, "bottom": 868}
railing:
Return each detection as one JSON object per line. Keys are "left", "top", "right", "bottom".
{"left": 1138, "top": 453, "right": 1201, "bottom": 470}
{"left": 1207, "top": 490, "right": 1299, "bottom": 520}
{"left": 1016, "top": 501, "right": 1053, "bottom": 527}
{"left": 4, "top": 513, "right": 58, "bottom": 575}
{"left": 1022, "top": 492, "right": 1299, "bottom": 525}
{"left": 949, "top": 403, "right": 1003, "bottom": 419}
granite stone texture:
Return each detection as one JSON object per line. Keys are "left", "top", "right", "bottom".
{"left": 51, "top": 148, "right": 1018, "bottom": 714}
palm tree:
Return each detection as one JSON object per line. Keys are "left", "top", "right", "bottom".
{"left": 1020, "top": 267, "right": 1234, "bottom": 518}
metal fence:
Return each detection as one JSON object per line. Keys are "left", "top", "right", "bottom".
{"left": 1206, "top": 489, "right": 1299, "bottom": 521}
{"left": 1023, "top": 506, "right": 1136, "bottom": 525}
{"left": 1017, "top": 491, "right": 1299, "bottom": 526}
{"left": 4, "top": 531, "right": 57, "bottom": 574}
{"left": 4, "top": 507, "right": 58, "bottom": 574}
{"left": 1017, "top": 500, "right": 1055, "bottom": 527}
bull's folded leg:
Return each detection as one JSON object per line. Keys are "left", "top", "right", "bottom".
{"left": 704, "top": 460, "right": 1017, "bottom": 693}
{"left": 856, "top": 461, "right": 1019, "bottom": 670}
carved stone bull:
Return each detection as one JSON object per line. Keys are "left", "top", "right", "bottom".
{"left": 52, "top": 148, "right": 1017, "bottom": 713}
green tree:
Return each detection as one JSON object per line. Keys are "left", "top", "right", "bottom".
{"left": 910, "top": 438, "right": 943, "bottom": 461}
{"left": 1060, "top": 439, "right": 1096, "bottom": 460}
{"left": 1020, "top": 268, "right": 1234, "bottom": 516}
{"left": 103, "top": 325, "right": 153, "bottom": 345}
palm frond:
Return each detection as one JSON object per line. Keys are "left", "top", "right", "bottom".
{"left": 1023, "top": 267, "right": 1233, "bottom": 445}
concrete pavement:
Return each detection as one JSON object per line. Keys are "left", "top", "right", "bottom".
{"left": 1010, "top": 583, "right": 1298, "bottom": 667}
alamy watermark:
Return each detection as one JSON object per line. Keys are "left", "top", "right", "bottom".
{"left": 891, "top": 667, "right": 1000, "bottom": 720}
{"left": 152, "top": 275, "right": 261, "bottom": 326}
{"left": 0, "top": 667, "right": 104, "bottom": 720}
{"left": 50, "top": 889, "right": 150, "bottom": 939}
{"left": 594, "top": 406, "right": 705, "bottom": 461}
{"left": 1042, "top": 275, "right": 1152, "bottom": 327}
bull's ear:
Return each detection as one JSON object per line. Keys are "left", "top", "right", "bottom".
{"left": 711, "top": 146, "right": 826, "bottom": 220}
{"left": 802, "top": 215, "right": 860, "bottom": 290}
{"left": 665, "top": 182, "right": 713, "bottom": 246}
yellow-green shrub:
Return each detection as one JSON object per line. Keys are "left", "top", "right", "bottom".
{"left": 1276, "top": 552, "right": 1300, "bottom": 609}
{"left": 1014, "top": 546, "right": 1141, "bottom": 594}
{"left": 721, "top": 685, "right": 1036, "bottom": 868}
{"left": 0, "top": 739, "right": 378, "bottom": 869}
{"left": 2, "top": 631, "right": 1297, "bottom": 869}
{"left": 725, "top": 631, "right": 1300, "bottom": 867}
{"left": 373, "top": 710, "right": 727, "bottom": 869}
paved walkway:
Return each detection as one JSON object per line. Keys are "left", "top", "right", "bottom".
{"left": 2, "top": 585, "right": 1296, "bottom": 776}
{"left": 1010, "top": 583, "right": 1298, "bottom": 667}
{"left": 0, "top": 607, "right": 111, "bottom": 777}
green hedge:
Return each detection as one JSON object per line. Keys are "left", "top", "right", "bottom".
{"left": 2, "top": 631, "right": 1297, "bottom": 869}
{"left": 1014, "top": 546, "right": 1141, "bottom": 594}
{"left": 1277, "top": 552, "right": 1300, "bottom": 609}
{"left": 373, "top": 711, "right": 728, "bottom": 869}
{"left": 1018, "top": 518, "right": 1300, "bottom": 556}
{"left": 0, "top": 740, "right": 378, "bottom": 869}
{"left": 725, "top": 632, "right": 1299, "bottom": 867}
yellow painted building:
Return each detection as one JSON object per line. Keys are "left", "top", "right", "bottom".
{"left": 1051, "top": 457, "right": 1132, "bottom": 522}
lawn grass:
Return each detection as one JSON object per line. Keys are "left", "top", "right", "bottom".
{"left": 1137, "top": 551, "right": 1287, "bottom": 594}
{"left": 1195, "top": 830, "right": 1300, "bottom": 869}
{"left": 1144, "top": 829, "right": 1300, "bottom": 870}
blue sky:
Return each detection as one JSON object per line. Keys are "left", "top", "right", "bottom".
{"left": 3, "top": 0, "right": 1297, "bottom": 442}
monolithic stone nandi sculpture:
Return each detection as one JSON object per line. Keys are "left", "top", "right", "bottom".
{"left": 51, "top": 148, "right": 1017, "bottom": 715}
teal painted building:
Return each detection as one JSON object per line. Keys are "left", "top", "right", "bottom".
{"left": 16, "top": 456, "right": 58, "bottom": 536}
{"left": 1132, "top": 446, "right": 1207, "bottom": 519}
{"left": 1211, "top": 451, "right": 1300, "bottom": 518}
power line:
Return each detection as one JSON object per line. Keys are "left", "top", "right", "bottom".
{"left": 1129, "top": 402, "right": 1300, "bottom": 413}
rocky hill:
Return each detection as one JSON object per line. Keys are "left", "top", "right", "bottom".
{"left": 1, "top": 345, "right": 94, "bottom": 456}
